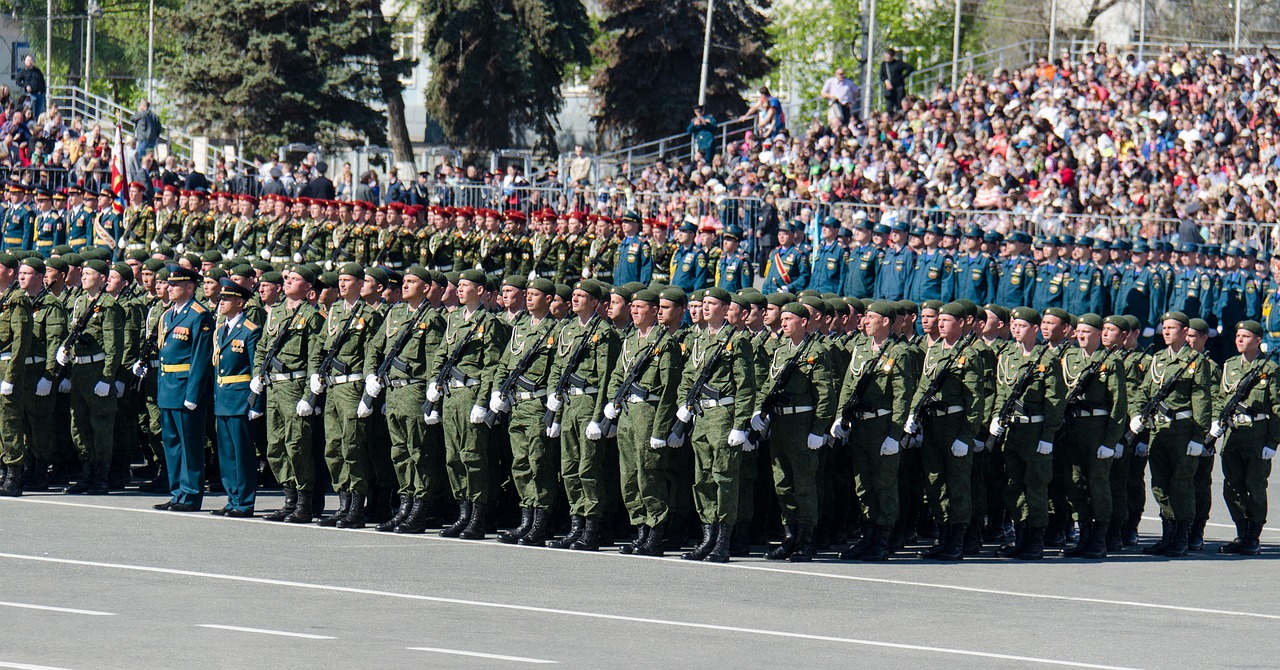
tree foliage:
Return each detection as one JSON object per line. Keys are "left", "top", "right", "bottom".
{"left": 422, "top": 0, "right": 592, "bottom": 155}
{"left": 591, "top": 0, "right": 773, "bottom": 145}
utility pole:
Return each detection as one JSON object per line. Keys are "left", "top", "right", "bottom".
{"left": 698, "top": 0, "right": 715, "bottom": 107}
{"left": 951, "top": 0, "right": 962, "bottom": 90}
{"left": 863, "top": 0, "right": 876, "bottom": 116}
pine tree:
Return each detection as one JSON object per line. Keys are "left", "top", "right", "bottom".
{"left": 591, "top": 0, "right": 773, "bottom": 144}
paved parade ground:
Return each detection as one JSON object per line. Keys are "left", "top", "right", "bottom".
{"left": 1, "top": 484, "right": 1278, "bottom": 670}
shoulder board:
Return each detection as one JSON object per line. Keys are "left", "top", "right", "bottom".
{"left": 191, "top": 301, "right": 207, "bottom": 313}
{"left": 245, "top": 320, "right": 259, "bottom": 331}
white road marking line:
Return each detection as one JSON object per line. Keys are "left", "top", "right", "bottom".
{"left": 4, "top": 497, "right": 1278, "bottom": 621}
{"left": 0, "top": 601, "right": 114, "bottom": 616}
{"left": 197, "top": 624, "right": 335, "bottom": 640}
{"left": 0, "top": 551, "right": 1149, "bottom": 670}
{"left": 406, "top": 647, "right": 557, "bottom": 664}
{"left": 1142, "top": 515, "right": 1278, "bottom": 534}
{"left": 0, "top": 662, "right": 82, "bottom": 670}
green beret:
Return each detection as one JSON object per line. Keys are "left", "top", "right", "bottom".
{"left": 526, "top": 277, "right": 555, "bottom": 294}
{"left": 659, "top": 287, "right": 687, "bottom": 306}
{"left": 867, "top": 301, "right": 897, "bottom": 318}
{"left": 290, "top": 265, "right": 316, "bottom": 284}
{"left": 798, "top": 295, "right": 827, "bottom": 316}
{"left": 52, "top": 244, "right": 73, "bottom": 256}
{"left": 260, "top": 271, "right": 284, "bottom": 285}
{"left": 229, "top": 264, "right": 254, "bottom": 278}
{"left": 632, "top": 288, "right": 660, "bottom": 304}
{"left": 0, "top": 253, "right": 17, "bottom": 270}
{"left": 610, "top": 285, "right": 634, "bottom": 302}
{"left": 140, "top": 258, "right": 164, "bottom": 273}
{"left": 483, "top": 275, "right": 500, "bottom": 293}
{"left": 765, "top": 292, "right": 794, "bottom": 307}
{"left": 251, "top": 260, "right": 273, "bottom": 272}
{"left": 573, "top": 279, "right": 603, "bottom": 301}
{"left": 1010, "top": 306, "right": 1041, "bottom": 324}
{"left": 554, "top": 283, "right": 572, "bottom": 302}
{"left": 444, "top": 271, "right": 461, "bottom": 285}
{"left": 338, "top": 262, "right": 363, "bottom": 277}
{"left": 1102, "top": 315, "right": 1129, "bottom": 330}
{"left": 1076, "top": 313, "right": 1104, "bottom": 330}
{"left": 503, "top": 275, "right": 528, "bottom": 290}
{"left": 429, "top": 271, "right": 447, "bottom": 286}
{"left": 896, "top": 300, "right": 918, "bottom": 316}
{"left": 844, "top": 297, "right": 865, "bottom": 314}
{"left": 1161, "top": 311, "right": 1190, "bottom": 327}
{"left": 820, "top": 292, "right": 839, "bottom": 301}
{"left": 689, "top": 289, "right": 706, "bottom": 303}
{"left": 623, "top": 282, "right": 646, "bottom": 294}
{"left": 404, "top": 265, "right": 430, "bottom": 282}
{"left": 155, "top": 268, "right": 170, "bottom": 282}
{"left": 796, "top": 289, "right": 821, "bottom": 299}
{"left": 125, "top": 249, "right": 149, "bottom": 262}
{"left": 45, "top": 257, "right": 69, "bottom": 273}
{"left": 729, "top": 293, "right": 750, "bottom": 309}
{"left": 703, "top": 287, "right": 731, "bottom": 303}
{"left": 310, "top": 272, "right": 331, "bottom": 290}
{"left": 1043, "top": 307, "right": 1071, "bottom": 323}
{"left": 1122, "top": 315, "right": 1142, "bottom": 331}
{"left": 1188, "top": 318, "right": 1209, "bottom": 334}
{"left": 365, "top": 267, "right": 390, "bottom": 286}
{"left": 781, "top": 303, "right": 809, "bottom": 317}
{"left": 202, "top": 250, "right": 224, "bottom": 263}
{"left": 62, "top": 253, "right": 83, "bottom": 267}
{"left": 920, "top": 299, "right": 944, "bottom": 312}
{"left": 825, "top": 298, "right": 848, "bottom": 316}
{"left": 20, "top": 257, "right": 44, "bottom": 273}
{"left": 984, "top": 304, "right": 1010, "bottom": 323}
{"left": 1237, "top": 320, "right": 1264, "bottom": 336}
{"left": 938, "top": 301, "right": 967, "bottom": 318}
{"left": 458, "top": 269, "right": 486, "bottom": 286}
{"left": 111, "top": 261, "right": 133, "bottom": 279}
{"left": 83, "top": 259, "right": 110, "bottom": 275}
{"left": 742, "top": 292, "right": 766, "bottom": 308}
{"left": 205, "top": 267, "right": 227, "bottom": 282}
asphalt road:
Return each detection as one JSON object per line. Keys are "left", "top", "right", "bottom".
{"left": 0, "top": 485, "right": 1277, "bottom": 670}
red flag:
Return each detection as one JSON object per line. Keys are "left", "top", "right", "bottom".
{"left": 111, "top": 123, "right": 126, "bottom": 214}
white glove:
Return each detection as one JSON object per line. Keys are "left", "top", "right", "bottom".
{"left": 1097, "top": 445, "right": 1115, "bottom": 459}
{"left": 546, "top": 422, "right": 561, "bottom": 438}
{"left": 666, "top": 431, "right": 685, "bottom": 448}
{"left": 750, "top": 411, "right": 768, "bottom": 433}
{"left": 1142, "top": 327, "right": 1155, "bottom": 338}
{"left": 880, "top": 436, "right": 900, "bottom": 456}
{"left": 293, "top": 252, "right": 304, "bottom": 264}
{"left": 1209, "top": 328, "right": 1219, "bottom": 338}
{"left": 806, "top": 433, "right": 824, "bottom": 450}
{"left": 426, "top": 381, "right": 442, "bottom": 402}
{"left": 56, "top": 347, "right": 71, "bottom": 366}
{"left": 469, "top": 404, "right": 487, "bottom": 424}
{"left": 35, "top": 377, "right": 52, "bottom": 396}
{"left": 424, "top": 410, "right": 441, "bottom": 425}
{"left": 250, "top": 376, "right": 264, "bottom": 394}
{"left": 175, "top": 244, "right": 186, "bottom": 255}
{"left": 1114, "top": 443, "right": 1125, "bottom": 459}
{"left": 1186, "top": 441, "right": 1205, "bottom": 457}
{"left": 184, "top": 400, "right": 197, "bottom": 411}
{"left": 150, "top": 240, "right": 159, "bottom": 251}
{"left": 115, "top": 380, "right": 125, "bottom": 397}
{"left": 603, "top": 402, "right": 620, "bottom": 420}
{"left": 728, "top": 429, "right": 749, "bottom": 446}
{"left": 116, "top": 237, "right": 127, "bottom": 250}
{"left": 364, "top": 374, "right": 382, "bottom": 398}
{"left": 545, "top": 394, "right": 563, "bottom": 412}
{"left": 93, "top": 381, "right": 110, "bottom": 397}
{"left": 904, "top": 415, "right": 920, "bottom": 435}
{"left": 58, "top": 378, "right": 71, "bottom": 394}
{"left": 260, "top": 248, "right": 271, "bottom": 260}
{"left": 972, "top": 438, "right": 987, "bottom": 453}
{"left": 1209, "top": 420, "right": 1225, "bottom": 438}
{"left": 131, "top": 360, "right": 146, "bottom": 377}
{"left": 1036, "top": 440, "right": 1053, "bottom": 455}
{"left": 1129, "top": 416, "right": 1145, "bottom": 434}
{"left": 951, "top": 438, "right": 970, "bottom": 457}
{"left": 649, "top": 437, "right": 667, "bottom": 450}
{"left": 586, "top": 421, "right": 603, "bottom": 441}
{"left": 1135, "top": 442, "right": 1149, "bottom": 457}
{"left": 309, "top": 374, "right": 324, "bottom": 396}
{"left": 676, "top": 404, "right": 694, "bottom": 423}
{"left": 296, "top": 398, "right": 314, "bottom": 416}
{"left": 0, "top": 381, "right": 13, "bottom": 396}
{"left": 489, "top": 391, "right": 510, "bottom": 413}
{"left": 988, "top": 416, "right": 1005, "bottom": 438}
{"left": 357, "top": 398, "right": 374, "bottom": 418}
{"left": 830, "top": 420, "right": 849, "bottom": 440}
{"left": 1263, "top": 446, "right": 1276, "bottom": 460}
{"left": 248, "top": 409, "right": 263, "bottom": 420}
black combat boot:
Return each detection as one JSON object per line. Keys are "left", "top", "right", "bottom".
{"left": 1164, "top": 520, "right": 1190, "bottom": 557}
{"left": 962, "top": 523, "right": 984, "bottom": 555}
{"left": 1142, "top": 518, "right": 1173, "bottom": 555}
{"left": 681, "top": 524, "right": 718, "bottom": 561}
{"left": 705, "top": 523, "right": 733, "bottom": 563}
{"left": 1044, "top": 514, "right": 1067, "bottom": 547}
{"left": 378, "top": 496, "right": 415, "bottom": 532}
{"left": 85, "top": 463, "right": 110, "bottom": 495}
{"left": 1064, "top": 520, "right": 1092, "bottom": 557}
{"left": 459, "top": 501, "right": 487, "bottom": 540}
{"left": 363, "top": 487, "right": 394, "bottom": 524}
{"left": 1105, "top": 519, "right": 1123, "bottom": 553}
{"left": 860, "top": 525, "right": 893, "bottom": 562}
{"left": 64, "top": 462, "right": 94, "bottom": 494}
{"left": 617, "top": 524, "right": 646, "bottom": 554}
{"left": 284, "top": 490, "right": 314, "bottom": 523}
{"left": 1241, "top": 521, "right": 1263, "bottom": 556}
{"left": 263, "top": 486, "right": 298, "bottom": 522}
{"left": 439, "top": 500, "right": 472, "bottom": 538}
{"left": 937, "top": 524, "right": 966, "bottom": 561}
{"left": 394, "top": 497, "right": 431, "bottom": 534}
{"left": 499, "top": 508, "right": 534, "bottom": 544}
{"left": 521, "top": 509, "right": 552, "bottom": 547}
{"left": 1188, "top": 517, "right": 1208, "bottom": 551}
{"left": 765, "top": 524, "right": 797, "bottom": 560}
{"left": 0, "top": 462, "right": 23, "bottom": 496}
{"left": 549, "top": 515, "right": 585, "bottom": 549}
{"left": 1122, "top": 510, "right": 1142, "bottom": 546}
{"left": 788, "top": 525, "right": 816, "bottom": 562}
{"left": 23, "top": 459, "right": 48, "bottom": 491}
{"left": 729, "top": 522, "right": 751, "bottom": 557}
{"left": 336, "top": 492, "right": 366, "bottom": 528}
{"left": 918, "top": 525, "right": 949, "bottom": 559}
{"left": 838, "top": 527, "right": 875, "bottom": 560}
{"left": 567, "top": 515, "right": 600, "bottom": 550}
{"left": 1017, "top": 525, "right": 1046, "bottom": 560}
{"left": 1084, "top": 521, "right": 1109, "bottom": 559}
{"left": 317, "top": 491, "right": 351, "bottom": 527}
{"left": 1219, "top": 521, "right": 1247, "bottom": 554}
{"left": 997, "top": 522, "right": 1027, "bottom": 558}
{"left": 635, "top": 523, "right": 666, "bottom": 556}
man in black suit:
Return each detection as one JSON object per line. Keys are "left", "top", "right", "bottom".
{"left": 299, "top": 161, "right": 336, "bottom": 200}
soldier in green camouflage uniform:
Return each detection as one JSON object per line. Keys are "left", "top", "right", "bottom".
{"left": 107, "top": 262, "right": 143, "bottom": 489}
{"left": 17, "top": 257, "right": 64, "bottom": 491}
{"left": 60, "top": 259, "right": 123, "bottom": 495}
{"left": 0, "top": 254, "right": 31, "bottom": 495}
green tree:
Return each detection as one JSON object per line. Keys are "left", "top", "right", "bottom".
{"left": 591, "top": 0, "right": 773, "bottom": 145}
{"left": 422, "top": 0, "right": 592, "bottom": 155}
{"left": 161, "top": 0, "right": 386, "bottom": 157}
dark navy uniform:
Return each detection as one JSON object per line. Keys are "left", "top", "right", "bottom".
{"left": 669, "top": 243, "right": 710, "bottom": 294}
{"left": 909, "top": 249, "right": 953, "bottom": 303}
{"left": 953, "top": 251, "right": 995, "bottom": 305}
{"left": 157, "top": 289, "right": 215, "bottom": 509}
{"left": 763, "top": 244, "right": 809, "bottom": 294}
{"left": 1065, "top": 261, "right": 1108, "bottom": 316}
{"left": 715, "top": 250, "right": 753, "bottom": 293}
{"left": 995, "top": 255, "right": 1036, "bottom": 308}
{"left": 613, "top": 234, "right": 653, "bottom": 285}
{"left": 808, "top": 240, "right": 846, "bottom": 294}
{"left": 875, "top": 245, "right": 915, "bottom": 301}
{"left": 842, "top": 242, "right": 882, "bottom": 299}
{"left": 1030, "top": 257, "right": 1068, "bottom": 311}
